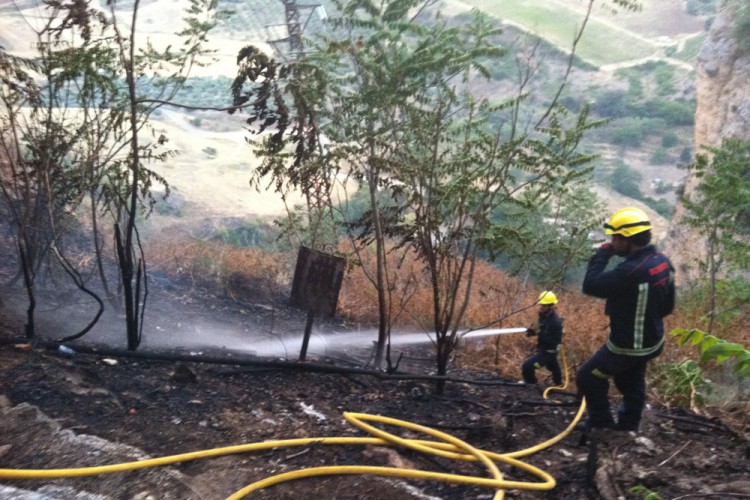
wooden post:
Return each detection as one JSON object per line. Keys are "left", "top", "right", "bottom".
{"left": 299, "top": 310, "right": 316, "bottom": 361}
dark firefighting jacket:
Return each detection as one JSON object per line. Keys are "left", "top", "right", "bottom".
{"left": 535, "top": 309, "right": 563, "bottom": 353}
{"left": 583, "top": 244, "right": 675, "bottom": 356}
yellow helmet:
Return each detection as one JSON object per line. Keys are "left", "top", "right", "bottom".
{"left": 538, "top": 290, "right": 557, "bottom": 305}
{"left": 604, "top": 207, "right": 652, "bottom": 237}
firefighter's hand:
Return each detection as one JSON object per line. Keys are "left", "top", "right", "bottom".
{"left": 526, "top": 328, "right": 536, "bottom": 337}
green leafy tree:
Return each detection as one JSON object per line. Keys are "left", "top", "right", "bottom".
{"left": 0, "top": 2, "right": 127, "bottom": 340}
{"left": 610, "top": 161, "right": 643, "bottom": 198}
{"left": 0, "top": 48, "right": 46, "bottom": 338}
{"left": 662, "top": 131, "right": 678, "bottom": 148}
{"left": 609, "top": 119, "right": 646, "bottom": 147}
{"left": 504, "top": 183, "right": 605, "bottom": 285}
{"left": 391, "top": 91, "right": 601, "bottom": 386}
{"left": 650, "top": 147, "right": 669, "bottom": 165}
{"left": 319, "top": 0, "right": 508, "bottom": 372}
{"left": 111, "top": 0, "right": 224, "bottom": 349}
{"left": 671, "top": 328, "right": 750, "bottom": 379}
{"left": 681, "top": 138, "right": 750, "bottom": 333}
{"left": 0, "top": 0, "right": 222, "bottom": 347}
{"left": 328, "top": 2, "right": 604, "bottom": 375}
{"left": 680, "top": 147, "right": 692, "bottom": 163}
{"left": 231, "top": 0, "right": 616, "bottom": 381}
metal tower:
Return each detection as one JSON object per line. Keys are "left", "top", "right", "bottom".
{"left": 268, "top": 0, "right": 329, "bottom": 217}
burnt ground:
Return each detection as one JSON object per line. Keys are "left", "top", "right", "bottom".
{"left": 1, "top": 301, "right": 750, "bottom": 500}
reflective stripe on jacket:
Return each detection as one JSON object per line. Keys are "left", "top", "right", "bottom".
{"left": 583, "top": 244, "right": 675, "bottom": 356}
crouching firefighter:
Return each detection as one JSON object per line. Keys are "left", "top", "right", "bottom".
{"left": 521, "top": 291, "right": 563, "bottom": 386}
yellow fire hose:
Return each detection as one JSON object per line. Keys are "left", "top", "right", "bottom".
{"left": 543, "top": 345, "right": 571, "bottom": 401}
{"left": 0, "top": 349, "right": 584, "bottom": 499}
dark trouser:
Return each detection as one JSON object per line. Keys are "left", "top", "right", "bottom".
{"left": 522, "top": 351, "right": 562, "bottom": 385}
{"left": 576, "top": 345, "right": 662, "bottom": 430}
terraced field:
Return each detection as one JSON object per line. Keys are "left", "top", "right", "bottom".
{"left": 459, "top": 0, "right": 705, "bottom": 68}
{"left": 0, "top": 0, "right": 705, "bottom": 221}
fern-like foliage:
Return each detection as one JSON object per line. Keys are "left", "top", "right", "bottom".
{"left": 670, "top": 328, "right": 750, "bottom": 378}
{"left": 629, "top": 485, "right": 663, "bottom": 500}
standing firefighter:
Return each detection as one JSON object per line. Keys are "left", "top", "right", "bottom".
{"left": 522, "top": 291, "right": 563, "bottom": 386}
{"left": 577, "top": 207, "right": 675, "bottom": 431}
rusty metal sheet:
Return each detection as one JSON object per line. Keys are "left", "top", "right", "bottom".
{"left": 290, "top": 246, "right": 345, "bottom": 316}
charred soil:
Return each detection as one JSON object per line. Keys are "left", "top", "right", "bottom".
{"left": 1, "top": 304, "right": 749, "bottom": 500}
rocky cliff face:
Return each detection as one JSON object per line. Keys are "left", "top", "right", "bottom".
{"left": 693, "top": 10, "right": 750, "bottom": 149}
{"left": 666, "top": 4, "right": 750, "bottom": 282}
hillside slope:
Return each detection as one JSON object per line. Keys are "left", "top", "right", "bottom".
{"left": 0, "top": 0, "right": 703, "bottom": 222}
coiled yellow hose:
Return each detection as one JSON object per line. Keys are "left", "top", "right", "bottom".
{"left": 543, "top": 345, "right": 571, "bottom": 400}
{"left": 0, "top": 349, "right": 584, "bottom": 499}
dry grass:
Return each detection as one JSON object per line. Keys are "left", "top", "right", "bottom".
{"left": 144, "top": 231, "right": 749, "bottom": 420}
{"left": 336, "top": 242, "right": 539, "bottom": 332}
{"left": 145, "top": 228, "right": 296, "bottom": 303}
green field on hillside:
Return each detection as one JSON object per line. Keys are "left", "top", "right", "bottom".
{"left": 461, "top": 0, "right": 658, "bottom": 67}
{"left": 672, "top": 33, "right": 705, "bottom": 62}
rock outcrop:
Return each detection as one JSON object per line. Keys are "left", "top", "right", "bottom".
{"left": 666, "top": 4, "right": 750, "bottom": 282}
{"left": 693, "top": 8, "right": 750, "bottom": 149}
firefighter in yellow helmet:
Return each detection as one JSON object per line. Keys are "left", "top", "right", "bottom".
{"left": 521, "top": 291, "right": 563, "bottom": 386}
{"left": 577, "top": 207, "right": 675, "bottom": 432}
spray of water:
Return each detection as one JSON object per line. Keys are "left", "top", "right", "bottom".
{"left": 4, "top": 286, "right": 527, "bottom": 359}
{"left": 235, "top": 327, "right": 527, "bottom": 358}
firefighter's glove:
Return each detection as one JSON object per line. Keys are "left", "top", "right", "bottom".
{"left": 526, "top": 328, "right": 536, "bottom": 337}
